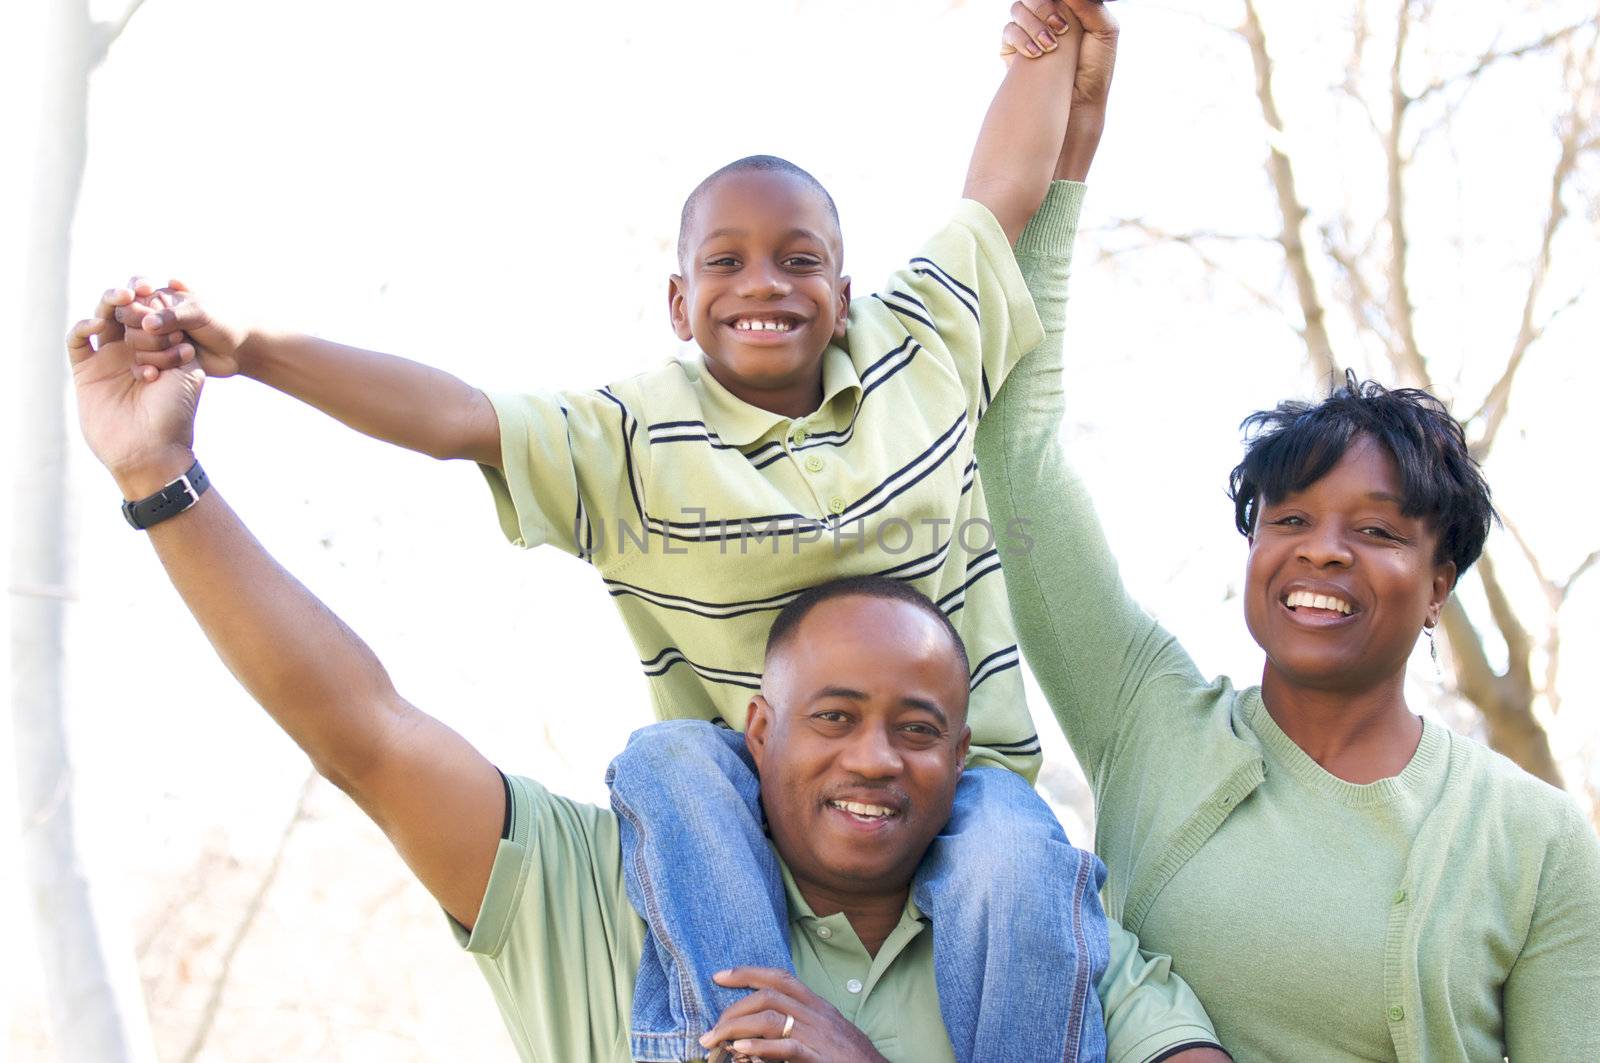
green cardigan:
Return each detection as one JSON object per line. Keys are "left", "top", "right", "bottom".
{"left": 998, "top": 182, "right": 1600, "bottom": 1062}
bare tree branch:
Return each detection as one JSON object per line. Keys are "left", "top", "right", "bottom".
{"left": 1382, "top": 0, "right": 1432, "bottom": 388}
{"left": 180, "top": 770, "right": 318, "bottom": 1063}
{"left": 1470, "top": 31, "right": 1600, "bottom": 459}
{"left": 1561, "top": 549, "right": 1600, "bottom": 600}
{"left": 89, "top": 0, "right": 151, "bottom": 65}
{"left": 1323, "top": 225, "right": 1401, "bottom": 365}
{"left": 1238, "top": 0, "right": 1341, "bottom": 386}
{"left": 1413, "top": 18, "right": 1598, "bottom": 104}
{"left": 1103, "top": 218, "right": 1292, "bottom": 319}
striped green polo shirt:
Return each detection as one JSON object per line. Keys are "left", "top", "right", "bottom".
{"left": 483, "top": 195, "right": 1079, "bottom": 776}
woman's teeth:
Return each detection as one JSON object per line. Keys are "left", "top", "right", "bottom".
{"left": 1285, "top": 590, "right": 1353, "bottom": 615}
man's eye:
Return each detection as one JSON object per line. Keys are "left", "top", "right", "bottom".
{"left": 813, "top": 710, "right": 850, "bottom": 723}
{"left": 901, "top": 723, "right": 941, "bottom": 738}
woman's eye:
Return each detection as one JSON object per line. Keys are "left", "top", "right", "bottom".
{"left": 1360, "top": 526, "right": 1399, "bottom": 540}
{"left": 1269, "top": 515, "right": 1305, "bottom": 527}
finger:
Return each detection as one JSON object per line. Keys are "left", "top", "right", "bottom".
{"left": 113, "top": 296, "right": 165, "bottom": 328}
{"left": 125, "top": 275, "right": 157, "bottom": 298}
{"left": 1010, "top": 1, "right": 1057, "bottom": 53}
{"left": 94, "top": 287, "right": 134, "bottom": 342}
{"left": 133, "top": 338, "right": 195, "bottom": 371}
{"left": 713, "top": 968, "right": 811, "bottom": 997}
{"left": 1056, "top": 0, "right": 1118, "bottom": 36}
{"left": 166, "top": 278, "right": 190, "bottom": 293}
{"left": 1022, "top": 0, "right": 1070, "bottom": 34}
{"left": 67, "top": 318, "right": 104, "bottom": 364}
{"left": 139, "top": 299, "right": 210, "bottom": 337}
{"left": 727, "top": 1037, "right": 808, "bottom": 1062}
{"left": 127, "top": 326, "right": 184, "bottom": 352}
{"left": 1000, "top": 24, "right": 1040, "bottom": 59}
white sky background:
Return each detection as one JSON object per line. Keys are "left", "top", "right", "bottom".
{"left": 4, "top": 0, "right": 1598, "bottom": 1058}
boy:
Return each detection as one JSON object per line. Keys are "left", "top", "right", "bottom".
{"left": 112, "top": 3, "right": 1132, "bottom": 1059}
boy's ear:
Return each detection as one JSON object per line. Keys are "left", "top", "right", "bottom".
{"left": 744, "top": 695, "right": 772, "bottom": 771}
{"left": 668, "top": 275, "right": 694, "bottom": 341}
{"left": 832, "top": 276, "right": 851, "bottom": 342}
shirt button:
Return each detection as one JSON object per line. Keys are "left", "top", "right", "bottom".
{"left": 1388, "top": 1005, "right": 1405, "bottom": 1022}
{"left": 828, "top": 497, "right": 847, "bottom": 515}
{"left": 805, "top": 455, "right": 824, "bottom": 473}
{"left": 845, "top": 978, "right": 863, "bottom": 994}
{"left": 1393, "top": 888, "right": 1407, "bottom": 905}
{"left": 792, "top": 426, "right": 809, "bottom": 444}
{"left": 816, "top": 926, "right": 833, "bottom": 940}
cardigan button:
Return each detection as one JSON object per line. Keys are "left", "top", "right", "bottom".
{"left": 1388, "top": 1005, "right": 1405, "bottom": 1022}
{"left": 1393, "top": 888, "right": 1407, "bottom": 905}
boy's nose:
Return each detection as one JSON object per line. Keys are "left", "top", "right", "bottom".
{"left": 737, "top": 268, "right": 792, "bottom": 299}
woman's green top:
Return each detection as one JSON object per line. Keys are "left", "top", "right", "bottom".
{"left": 986, "top": 182, "right": 1600, "bottom": 1062}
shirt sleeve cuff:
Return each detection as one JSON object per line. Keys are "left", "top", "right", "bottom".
{"left": 1015, "top": 180, "right": 1086, "bottom": 258}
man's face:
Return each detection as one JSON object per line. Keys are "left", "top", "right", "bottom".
{"left": 669, "top": 170, "right": 850, "bottom": 412}
{"left": 746, "top": 595, "right": 971, "bottom": 904}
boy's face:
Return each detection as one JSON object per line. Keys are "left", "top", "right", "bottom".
{"left": 669, "top": 170, "right": 850, "bottom": 416}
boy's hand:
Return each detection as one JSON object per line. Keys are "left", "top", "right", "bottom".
{"left": 113, "top": 277, "right": 249, "bottom": 380}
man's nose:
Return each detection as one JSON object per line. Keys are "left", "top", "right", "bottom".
{"left": 836, "top": 724, "right": 903, "bottom": 778}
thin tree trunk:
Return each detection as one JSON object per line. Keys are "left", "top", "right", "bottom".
{"left": 12, "top": 1, "right": 157, "bottom": 1058}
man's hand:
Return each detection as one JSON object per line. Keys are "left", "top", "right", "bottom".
{"left": 699, "top": 968, "right": 888, "bottom": 1063}
{"left": 68, "top": 287, "right": 205, "bottom": 497}
{"left": 113, "top": 276, "right": 250, "bottom": 379}
{"left": 1001, "top": 0, "right": 1119, "bottom": 181}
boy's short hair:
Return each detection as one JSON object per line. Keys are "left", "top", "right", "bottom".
{"left": 1228, "top": 372, "right": 1495, "bottom": 575}
{"left": 765, "top": 575, "right": 970, "bottom": 678}
{"left": 677, "top": 155, "right": 842, "bottom": 265}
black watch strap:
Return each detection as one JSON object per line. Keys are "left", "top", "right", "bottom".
{"left": 121, "top": 461, "right": 210, "bottom": 530}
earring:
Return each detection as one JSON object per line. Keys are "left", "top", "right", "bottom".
{"left": 1425, "top": 624, "right": 1439, "bottom": 676}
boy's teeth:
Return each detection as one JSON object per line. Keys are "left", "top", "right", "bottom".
{"left": 1285, "top": 590, "right": 1352, "bottom": 615}
{"left": 736, "top": 318, "right": 792, "bottom": 332}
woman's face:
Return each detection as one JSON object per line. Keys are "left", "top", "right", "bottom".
{"left": 1244, "top": 435, "right": 1457, "bottom": 694}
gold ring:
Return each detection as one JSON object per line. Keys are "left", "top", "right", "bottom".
{"left": 780, "top": 1013, "right": 795, "bottom": 1038}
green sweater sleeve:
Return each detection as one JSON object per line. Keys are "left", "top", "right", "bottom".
{"left": 1502, "top": 800, "right": 1600, "bottom": 1059}
{"left": 1003, "top": 183, "right": 1222, "bottom": 1061}
{"left": 977, "top": 185, "right": 1209, "bottom": 787}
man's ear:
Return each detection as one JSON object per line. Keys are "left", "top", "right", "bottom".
{"left": 832, "top": 277, "right": 851, "bottom": 343}
{"left": 668, "top": 275, "right": 693, "bottom": 342}
{"left": 955, "top": 723, "right": 971, "bottom": 767}
{"left": 745, "top": 695, "right": 773, "bottom": 772}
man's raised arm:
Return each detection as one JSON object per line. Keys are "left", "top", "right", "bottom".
{"left": 67, "top": 303, "right": 504, "bottom": 930}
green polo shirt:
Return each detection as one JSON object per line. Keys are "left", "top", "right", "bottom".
{"left": 452, "top": 773, "right": 1218, "bottom": 1063}
{"left": 482, "top": 195, "right": 1074, "bottom": 779}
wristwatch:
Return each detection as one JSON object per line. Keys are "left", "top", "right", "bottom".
{"left": 121, "top": 460, "right": 210, "bottom": 530}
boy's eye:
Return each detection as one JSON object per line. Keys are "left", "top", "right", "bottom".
{"left": 784, "top": 255, "right": 821, "bottom": 269}
{"left": 705, "top": 256, "right": 739, "bottom": 268}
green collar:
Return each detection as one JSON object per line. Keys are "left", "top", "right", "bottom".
{"left": 684, "top": 346, "right": 863, "bottom": 447}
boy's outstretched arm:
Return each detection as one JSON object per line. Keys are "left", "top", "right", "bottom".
{"left": 68, "top": 309, "right": 505, "bottom": 930}
{"left": 966, "top": 0, "right": 1114, "bottom": 242}
{"left": 110, "top": 279, "right": 503, "bottom": 468}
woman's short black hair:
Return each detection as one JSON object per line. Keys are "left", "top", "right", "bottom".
{"left": 1228, "top": 373, "right": 1494, "bottom": 575}
{"left": 765, "top": 575, "right": 969, "bottom": 678}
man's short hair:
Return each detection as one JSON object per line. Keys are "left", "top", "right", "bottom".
{"left": 764, "top": 575, "right": 969, "bottom": 678}
{"left": 1228, "top": 373, "right": 1495, "bottom": 575}
{"left": 677, "top": 155, "right": 842, "bottom": 265}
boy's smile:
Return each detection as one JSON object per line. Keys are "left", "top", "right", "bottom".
{"left": 669, "top": 168, "right": 851, "bottom": 419}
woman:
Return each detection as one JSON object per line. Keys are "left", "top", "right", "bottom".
{"left": 972, "top": 226, "right": 1600, "bottom": 1059}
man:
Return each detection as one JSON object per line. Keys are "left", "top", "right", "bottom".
{"left": 67, "top": 295, "right": 1228, "bottom": 1060}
